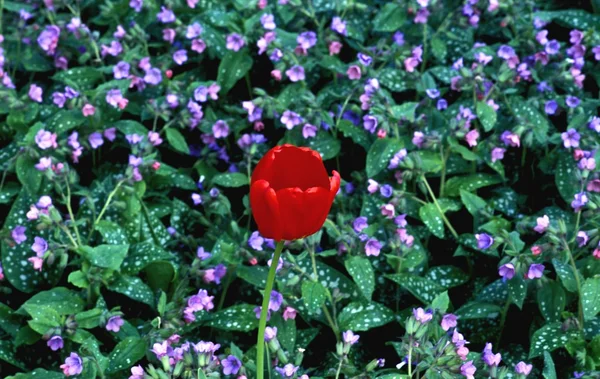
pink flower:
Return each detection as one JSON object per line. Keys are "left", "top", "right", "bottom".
{"left": 465, "top": 129, "right": 479, "bottom": 147}
{"left": 35, "top": 130, "right": 58, "bottom": 150}
{"left": 28, "top": 256, "right": 44, "bottom": 271}
{"left": 347, "top": 65, "right": 361, "bottom": 80}
{"left": 283, "top": 307, "right": 297, "bottom": 320}
{"left": 329, "top": 41, "right": 342, "bottom": 55}
{"left": 82, "top": 103, "right": 96, "bottom": 116}
{"left": 381, "top": 203, "right": 395, "bottom": 218}
{"left": 534, "top": 215, "right": 549, "bottom": 233}
{"left": 29, "top": 84, "right": 43, "bottom": 102}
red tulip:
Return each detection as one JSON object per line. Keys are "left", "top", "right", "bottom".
{"left": 250, "top": 144, "right": 340, "bottom": 241}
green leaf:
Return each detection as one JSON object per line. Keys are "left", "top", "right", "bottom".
{"left": 372, "top": 3, "right": 406, "bottom": 32}
{"left": 554, "top": 153, "right": 579, "bottom": 204}
{"left": 82, "top": 337, "right": 109, "bottom": 372}
{"left": 237, "top": 265, "right": 268, "bottom": 288}
{"left": 582, "top": 277, "right": 600, "bottom": 321}
{"left": 507, "top": 276, "right": 527, "bottom": 309}
{"left": 414, "top": 151, "right": 443, "bottom": 173}
{"left": 207, "top": 304, "right": 258, "bottom": 332}
{"left": 366, "top": 138, "right": 404, "bottom": 177}
{"left": 460, "top": 189, "right": 487, "bottom": 216}
{"left": 419, "top": 203, "right": 444, "bottom": 238}
{"left": 537, "top": 281, "right": 565, "bottom": 323}
{"left": 17, "top": 287, "right": 84, "bottom": 315}
{"left": 95, "top": 220, "right": 129, "bottom": 245}
{"left": 511, "top": 99, "right": 549, "bottom": 144}
{"left": 476, "top": 101, "right": 497, "bottom": 132}
{"left": 0, "top": 340, "right": 26, "bottom": 370}
{"left": 337, "top": 120, "right": 370, "bottom": 150}
{"left": 425, "top": 266, "right": 468, "bottom": 289}
{"left": 345, "top": 256, "right": 375, "bottom": 301}
{"left": 379, "top": 68, "right": 410, "bottom": 92}
{"left": 476, "top": 280, "right": 508, "bottom": 305}
{"left": 552, "top": 258, "right": 578, "bottom": 293}
{"left": 108, "top": 276, "right": 154, "bottom": 306}
{"left": 430, "top": 291, "right": 450, "bottom": 313}
{"left": 444, "top": 174, "right": 502, "bottom": 197}
{"left": 68, "top": 270, "right": 89, "bottom": 289}
{"left": 121, "top": 242, "right": 174, "bottom": 275}
{"left": 534, "top": 9, "right": 600, "bottom": 29}
{"left": 338, "top": 301, "right": 394, "bottom": 331}
{"left": 529, "top": 322, "right": 579, "bottom": 358}
{"left": 6, "top": 368, "right": 64, "bottom": 379}
{"left": 212, "top": 172, "right": 248, "bottom": 187}
{"left": 23, "top": 305, "right": 61, "bottom": 334}
{"left": 543, "top": 351, "right": 557, "bottom": 379}
{"left": 301, "top": 281, "right": 327, "bottom": 315}
{"left": 306, "top": 132, "right": 341, "bottom": 161}
{"left": 455, "top": 302, "right": 501, "bottom": 319}
{"left": 79, "top": 244, "right": 129, "bottom": 270}
{"left": 75, "top": 308, "right": 103, "bottom": 329}
{"left": 52, "top": 67, "right": 104, "bottom": 90}
{"left": 15, "top": 155, "right": 43, "bottom": 195}
{"left": 107, "top": 337, "right": 147, "bottom": 373}
{"left": 113, "top": 120, "right": 148, "bottom": 135}
{"left": 165, "top": 128, "right": 190, "bottom": 154}
{"left": 46, "top": 109, "right": 86, "bottom": 134}
{"left": 390, "top": 102, "right": 418, "bottom": 122}
{"left": 385, "top": 274, "right": 445, "bottom": 304}
{"left": 431, "top": 36, "right": 447, "bottom": 62}
{"left": 216, "top": 51, "right": 253, "bottom": 94}
{"left": 270, "top": 313, "right": 296, "bottom": 352}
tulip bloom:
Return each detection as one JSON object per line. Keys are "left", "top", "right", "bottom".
{"left": 250, "top": 144, "right": 339, "bottom": 379}
{"left": 250, "top": 144, "right": 340, "bottom": 241}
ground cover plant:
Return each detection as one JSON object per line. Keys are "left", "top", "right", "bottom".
{"left": 1, "top": 0, "right": 600, "bottom": 377}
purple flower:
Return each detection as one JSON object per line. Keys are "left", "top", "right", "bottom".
{"left": 285, "top": 65, "right": 305, "bottom": 82}
{"left": 88, "top": 132, "right": 104, "bottom": 149}
{"left": 29, "top": 84, "right": 43, "bottom": 103}
{"left": 388, "top": 149, "right": 407, "bottom": 169}
{"left": 197, "top": 246, "right": 211, "bottom": 260}
{"left": 363, "top": 115, "right": 378, "bottom": 133}
{"left": 37, "top": 25, "right": 60, "bottom": 55}
{"left": 395, "top": 214, "right": 407, "bottom": 227}
{"left": 380, "top": 184, "right": 393, "bottom": 198}
{"left": 248, "top": 231, "right": 265, "bottom": 250}
{"left": 143, "top": 68, "right": 162, "bottom": 85}
{"left": 589, "top": 116, "right": 600, "bottom": 132}
{"left": 561, "top": 128, "right": 580, "bottom": 148}
{"left": 157, "top": 6, "right": 175, "bottom": 23}
{"left": 534, "top": 215, "right": 549, "bottom": 233}
{"left": 497, "top": 45, "right": 516, "bottom": 59}
{"left": 212, "top": 120, "right": 230, "bottom": 139}
{"left": 526, "top": 263, "right": 544, "bottom": 279}
{"left": 60, "top": 353, "right": 83, "bottom": 376}
{"left": 275, "top": 364, "right": 299, "bottom": 378}
{"left": 544, "top": 100, "right": 558, "bottom": 115}
{"left": 491, "top": 147, "right": 506, "bottom": 163}
{"left": 52, "top": 92, "right": 66, "bottom": 108}
{"left": 226, "top": 33, "right": 245, "bottom": 51}
{"left": 35, "top": 130, "right": 57, "bottom": 150}
{"left": 151, "top": 341, "right": 171, "bottom": 358}
{"left": 331, "top": 17, "right": 347, "bottom": 35}
{"left": 280, "top": 110, "right": 302, "bottom": 130}
{"left": 460, "top": 361, "right": 476, "bottom": 379}
{"left": 482, "top": 343, "right": 501, "bottom": 366}
{"left": 186, "top": 22, "right": 203, "bottom": 39}
{"left": 393, "top": 31, "right": 405, "bottom": 45}
{"left": 572, "top": 192, "right": 588, "bottom": 210}
{"left": 260, "top": 14, "right": 276, "bottom": 30}
{"left": 475, "top": 51, "right": 493, "bottom": 65}
{"left": 269, "top": 290, "right": 283, "bottom": 311}
{"left": 222, "top": 355, "right": 242, "bottom": 375}
{"left": 297, "top": 31, "right": 317, "bottom": 49}
{"left": 566, "top": 96, "right": 580, "bottom": 108}
{"left": 515, "top": 361, "right": 533, "bottom": 375}
{"left": 342, "top": 330, "right": 360, "bottom": 345}
{"left": 106, "top": 89, "right": 128, "bottom": 109}
{"left": 173, "top": 49, "right": 188, "bottom": 65}
{"left": 426, "top": 88, "right": 440, "bottom": 99}
{"left": 106, "top": 315, "right": 124, "bottom": 332}
{"left": 579, "top": 157, "right": 596, "bottom": 171}
{"left": 576, "top": 231, "right": 589, "bottom": 247}
{"left": 210, "top": 188, "right": 220, "bottom": 198}
{"left": 32, "top": 236, "right": 48, "bottom": 257}
{"left": 365, "top": 238, "right": 381, "bottom": 257}
{"left": 475, "top": 233, "right": 494, "bottom": 249}
{"left": 113, "top": 61, "right": 130, "bottom": 79}
{"left": 302, "top": 123, "right": 317, "bottom": 139}
{"left": 264, "top": 326, "right": 277, "bottom": 341}
{"left": 353, "top": 217, "right": 368, "bottom": 233}
{"left": 544, "top": 40, "right": 560, "bottom": 55}
{"left": 498, "top": 263, "right": 515, "bottom": 281}
{"left": 413, "top": 307, "right": 433, "bottom": 324}
{"left": 441, "top": 314, "right": 458, "bottom": 331}
{"left": 47, "top": 335, "right": 64, "bottom": 351}
{"left": 130, "top": 0, "right": 143, "bottom": 12}
{"left": 12, "top": 226, "right": 27, "bottom": 244}
{"left": 358, "top": 53, "right": 372, "bottom": 66}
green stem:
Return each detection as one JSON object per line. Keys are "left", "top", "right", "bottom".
{"left": 496, "top": 296, "right": 511, "bottom": 346}
{"left": 91, "top": 180, "right": 125, "bottom": 236}
{"left": 335, "top": 357, "right": 344, "bottom": 379}
{"left": 421, "top": 176, "right": 459, "bottom": 239}
{"left": 64, "top": 177, "right": 82, "bottom": 246}
{"left": 566, "top": 243, "right": 584, "bottom": 330}
{"left": 408, "top": 341, "right": 413, "bottom": 377}
{"left": 256, "top": 241, "right": 285, "bottom": 379}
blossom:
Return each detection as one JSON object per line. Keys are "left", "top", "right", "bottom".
{"left": 12, "top": 226, "right": 27, "bottom": 244}
{"left": 280, "top": 110, "right": 302, "bottom": 129}
{"left": 186, "top": 22, "right": 203, "bottom": 39}
{"left": 264, "top": 326, "right": 278, "bottom": 341}
{"left": 465, "top": 129, "right": 479, "bottom": 147}
{"left": 482, "top": 343, "right": 502, "bottom": 366}
{"left": 491, "top": 147, "right": 506, "bottom": 163}
{"left": 151, "top": 341, "right": 171, "bottom": 358}
{"left": 302, "top": 123, "right": 317, "bottom": 139}
{"left": 222, "top": 355, "right": 242, "bottom": 375}
{"left": 226, "top": 33, "right": 245, "bottom": 51}
{"left": 35, "top": 130, "right": 58, "bottom": 150}
{"left": 275, "top": 364, "right": 299, "bottom": 378}
{"left": 106, "top": 89, "right": 128, "bottom": 109}
{"left": 283, "top": 307, "right": 297, "bottom": 320}
{"left": 534, "top": 215, "right": 549, "bottom": 233}
{"left": 105, "top": 315, "right": 124, "bottom": 332}
{"left": 363, "top": 115, "right": 378, "bottom": 133}
{"left": 413, "top": 307, "right": 433, "bottom": 323}
{"left": 129, "top": 365, "right": 144, "bottom": 379}
{"left": 342, "top": 330, "right": 360, "bottom": 345}
{"left": 475, "top": 233, "right": 494, "bottom": 249}
{"left": 88, "top": 132, "right": 104, "bottom": 149}
{"left": 589, "top": 117, "right": 600, "bottom": 132}
{"left": 269, "top": 290, "right": 283, "bottom": 311}
{"left": 561, "top": 129, "right": 580, "bottom": 148}
{"left": 47, "top": 335, "right": 63, "bottom": 351}
{"left": 571, "top": 192, "right": 588, "bottom": 210}
{"left": 286, "top": 65, "right": 305, "bottom": 82}
{"left": 29, "top": 84, "right": 43, "bottom": 102}
{"left": 260, "top": 14, "right": 276, "bottom": 30}
{"left": 60, "top": 353, "right": 83, "bottom": 376}
{"left": 353, "top": 217, "right": 368, "bottom": 233}
{"left": 365, "top": 238, "right": 382, "bottom": 256}
{"left": 576, "top": 231, "right": 589, "bottom": 247}
{"left": 331, "top": 17, "right": 347, "bottom": 35}
{"left": 381, "top": 203, "right": 395, "bottom": 218}
{"left": 460, "top": 361, "right": 476, "bottom": 379}
{"left": 515, "top": 361, "right": 533, "bottom": 375}
{"left": 544, "top": 100, "right": 558, "bottom": 115}
{"left": 526, "top": 264, "right": 544, "bottom": 279}
{"left": 157, "top": 6, "right": 175, "bottom": 23}
{"left": 367, "top": 179, "right": 379, "bottom": 193}
{"left": 173, "top": 49, "right": 188, "bottom": 65}
{"left": 441, "top": 314, "right": 458, "bottom": 331}
{"left": 297, "top": 31, "right": 317, "bottom": 49}
{"left": 113, "top": 61, "right": 130, "bottom": 79}
{"left": 38, "top": 26, "right": 60, "bottom": 55}
{"left": 347, "top": 65, "right": 361, "bottom": 80}
{"left": 498, "top": 263, "right": 515, "bottom": 281}
{"left": 143, "top": 68, "right": 162, "bottom": 85}
{"left": 32, "top": 236, "right": 48, "bottom": 257}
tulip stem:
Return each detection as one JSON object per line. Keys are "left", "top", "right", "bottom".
{"left": 256, "top": 240, "right": 285, "bottom": 379}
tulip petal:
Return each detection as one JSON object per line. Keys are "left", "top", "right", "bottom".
{"left": 250, "top": 180, "right": 283, "bottom": 240}
{"left": 266, "top": 145, "right": 330, "bottom": 191}
{"left": 275, "top": 187, "right": 305, "bottom": 240}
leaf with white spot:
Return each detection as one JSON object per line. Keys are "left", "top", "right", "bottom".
{"left": 0, "top": 340, "right": 25, "bottom": 370}
{"left": 555, "top": 153, "right": 580, "bottom": 204}
{"left": 476, "top": 280, "right": 508, "bottom": 305}
{"left": 81, "top": 336, "right": 109, "bottom": 373}
{"left": 476, "top": 101, "right": 497, "bottom": 132}
{"left": 460, "top": 189, "right": 487, "bottom": 216}
{"left": 121, "top": 242, "right": 174, "bottom": 275}
{"left": 379, "top": 68, "right": 411, "bottom": 92}
{"left": 108, "top": 275, "right": 154, "bottom": 306}
{"left": 6, "top": 368, "right": 63, "bottom": 379}
{"left": 338, "top": 302, "right": 394, "bottom": 331}
{"left": 430, "top": 291, "right": 450, "bottom": 313}
{"left": 107, "top": 337, "right": 147, "bottom": 373}
{"left": 345, "top": 256, "right": 375, "bottom": 301}
{"left": 552, "top": 258, "right": 578, "bottom": 293}
{"left": 237, "top": 265, "right": 268, "bottom": 288}
{"left": 23, "top": 304, "right": 61, "bottom": 334}
{"left": 212, "top": 172, "right": 249, "bottom": 187}
{"left": 543, "top": 351, "right": 557, "bottom": 379}
{"left": 582, "top": 277, "right": 600, "bottom": 321}
{"left": 301, "top": 281, "right": 327, "bottom": 315}
{"left": 534, "top": 9, "right": 600, "bottom": 29}
{"left": 216, "top": 51, "right": 253, "bottom": 95}
{"left": 508, "top": 276, "right": 527, "bottom": 309}
{"left": 17, "top": 287, "right": 84, "bottom": 316}
{"left": 444, "top": 174, "right": 502, "bottom": 197}
{"left": 537, "top": 281, "right": 565, "bottom": 323}
{"left": 419, "top": 203, "right": 444, "bottom": 239}
{"left": 529, "top": 322, "right": 579, "bottom": 358}
{"left": 455, "top": 302, "right": 501, "bottom": 319}
{"left": 290, "top": 255, "right": 357, "bottom": 296}
{"left": 16, "top": 155, "right": 43, "bottom": 195}
{"left": 95, "top": 220, "right": 129, "bottom": 245}
{"left": 78, "top": 244, "right": 129, "bottom": 271}
{"left": 207, "top": 304, "right": 258, "bottom": 332}
{"left": 306, "top": 132, "right": 341, "bottom": 161}
{"left": 385, "top": 274, "right": 445, "bottom": 304}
